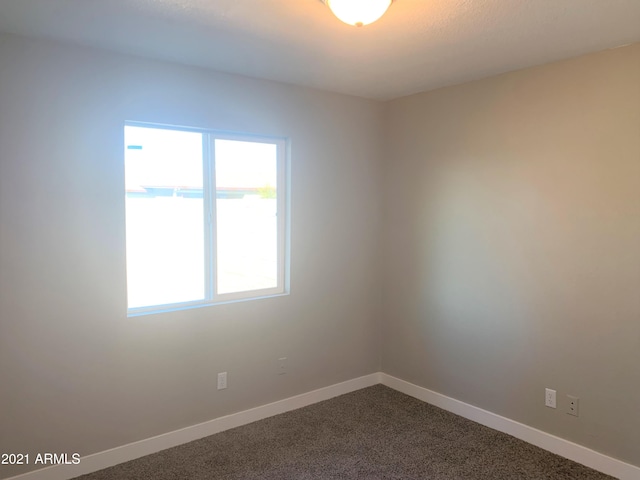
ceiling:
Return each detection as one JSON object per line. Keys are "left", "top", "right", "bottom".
{"left": 0, "top": 0, "right": 639, "bottom": 100}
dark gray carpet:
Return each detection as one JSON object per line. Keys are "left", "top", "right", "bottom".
{"left": 74, "top": 385, "right": 614, "bottom": 479}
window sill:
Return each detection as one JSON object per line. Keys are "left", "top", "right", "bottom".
{"left": 127, "top": 291, "right": 289, "bottom": 317}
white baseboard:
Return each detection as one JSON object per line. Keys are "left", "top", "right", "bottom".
{"left": 7, "top": 372, "right": 638, "bottom": 480}
{"left": 5, "top": 373, "right": 381, "bottom": 480}
{"left": 379, "top": 373, "right": 640, "bottom": 480}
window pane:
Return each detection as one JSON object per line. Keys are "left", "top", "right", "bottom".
{"left": 215, "top": 139, "right": 278, "bottom": 294}
{"left": 125, "top": 126, "right": 205, "bottom": 309}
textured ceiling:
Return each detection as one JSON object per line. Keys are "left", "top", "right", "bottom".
{"left": 0, "top": 0, "right": 639, "bottom": 99}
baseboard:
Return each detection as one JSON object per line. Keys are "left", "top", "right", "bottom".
{"left": 379, "top": 373, "right": 640, "bottom": 480}
{"left": 7, "top": 372, "right": 637, "bottom": 480}
{"left": 5, "top": 373, "right": 381, "bottom": 480}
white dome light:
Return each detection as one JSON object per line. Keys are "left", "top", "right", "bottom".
{"left": 324, "top": 0, "right": 393, "bottom": 27}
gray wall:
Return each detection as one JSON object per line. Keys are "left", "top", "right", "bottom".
{"left": 382, "top": 43, "right": 640, "bottom": 466}
{"left": 1, "top": 31, "right": 639, "bottom": 479}
{"left": 0, "top": 34, "right": 383, "bottom": 478}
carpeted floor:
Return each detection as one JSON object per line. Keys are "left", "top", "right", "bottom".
{"left": 74, "top": 385, "right": 614, "bottom": 479}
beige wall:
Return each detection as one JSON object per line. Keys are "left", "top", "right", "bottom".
{"left": 0, "top": 34, "right": 383, "bottom": 478}
{"left": 1, "top": 31, "right": 638, "bottom": 479}
{"left": 382, "top": 43, "right": 640, "bottom": 466}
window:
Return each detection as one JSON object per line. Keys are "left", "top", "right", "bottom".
{"left": 124, "top": 122, "right": 287, "bottom": 315}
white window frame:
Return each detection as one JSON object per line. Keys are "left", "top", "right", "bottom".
{"left": 125, "top": 121, "right": 289, "bottom": 316}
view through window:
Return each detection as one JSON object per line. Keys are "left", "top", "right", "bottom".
{"left": 124, "top": 123, "right": 286, "bottom": 314}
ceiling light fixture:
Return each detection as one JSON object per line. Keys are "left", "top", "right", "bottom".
{"left": 323, "top": 0, "right": 393, "bottom": 27}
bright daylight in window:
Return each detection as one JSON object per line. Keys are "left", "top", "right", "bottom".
{"left": 124, "top": 123, "right": 287, "bottom": 314}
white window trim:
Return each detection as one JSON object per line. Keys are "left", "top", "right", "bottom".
{"left": 125, "top": 121, "right": 289, "bottom": 317}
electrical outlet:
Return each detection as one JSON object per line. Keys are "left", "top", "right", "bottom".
{"left": 217, "top": 372, "right": 227, "bottom": 390}
{"left": 545, "top": 388, "right": 556, "bottom": 408}
{"left": 567, "top": 395, "right": 579, "bottom": 416}
{"left": 277, "top": 357, "right": 287, "bottom": 375}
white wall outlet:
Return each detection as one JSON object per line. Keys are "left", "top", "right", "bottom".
{"left": 545, "top": 388, "right": 556, "bottom": 408}
{"left": 277, "top": 357, "right": 287, "bottom": 375}
{"left": 567, "top": 395, "right": 579, "bottom": 416}
{"left": 217, "top": 372, "right": 227, "bottom": 390}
